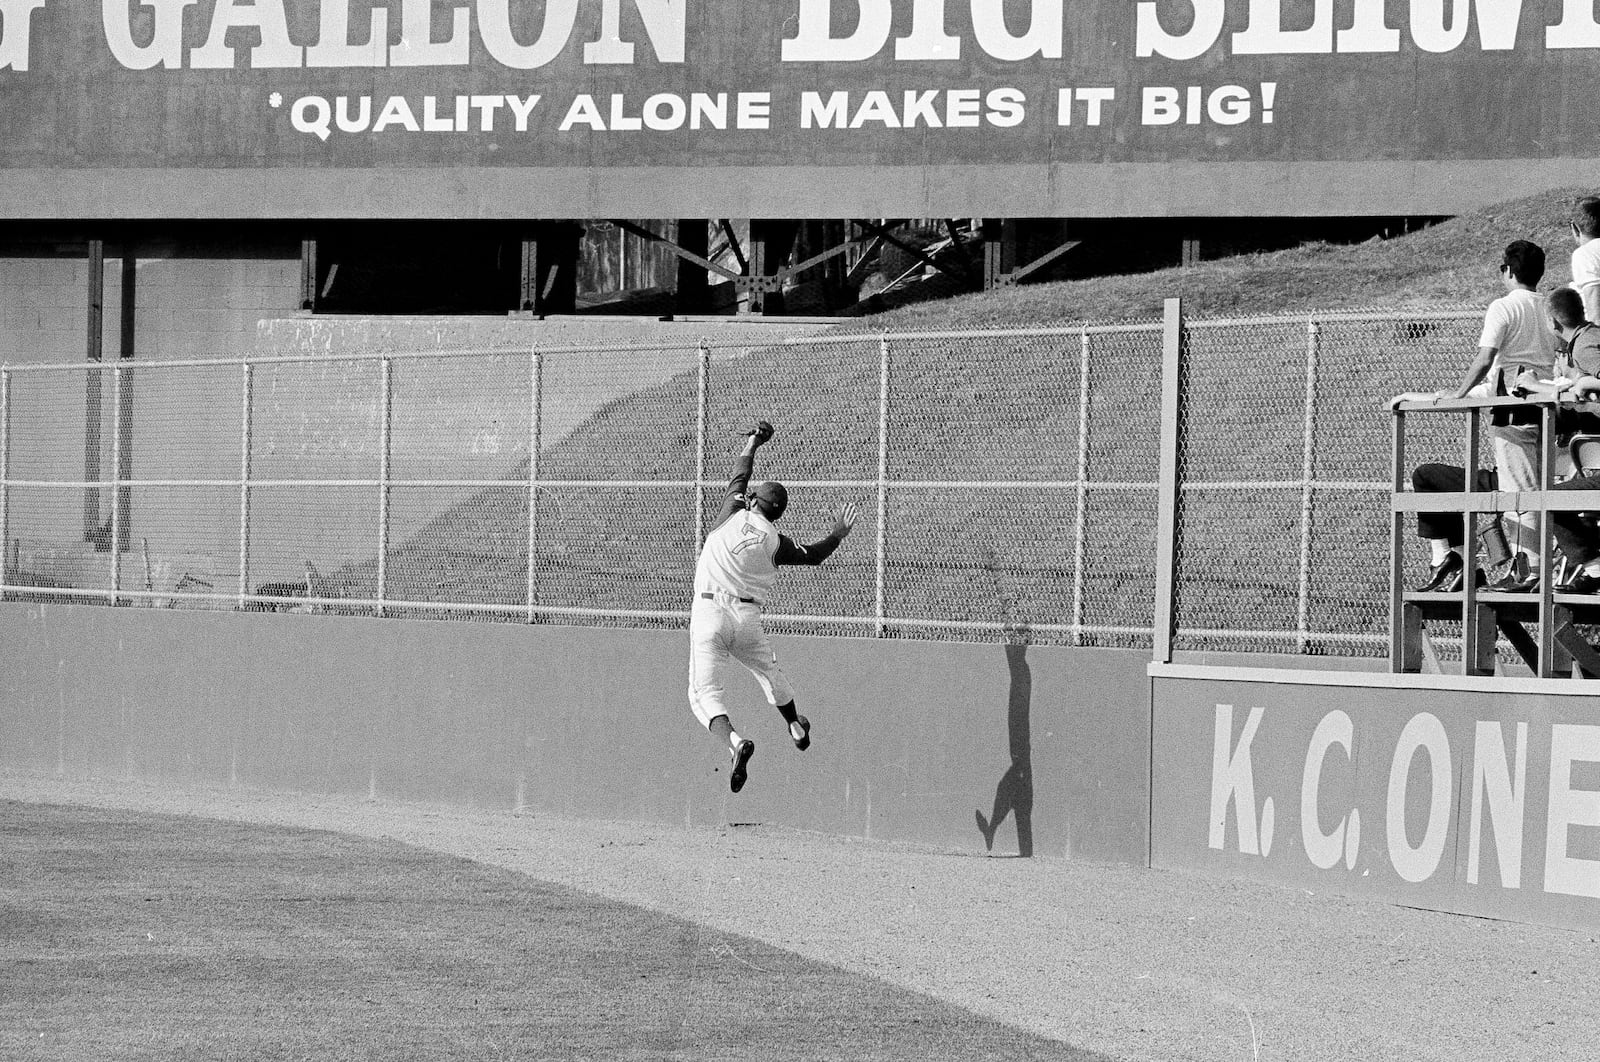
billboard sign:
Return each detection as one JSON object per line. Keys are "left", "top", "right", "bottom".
{"left": 2, "top": 0, "right": 1598, "bottom": 217}
{"left": 1151, "top": 664, "right": 1600, "bottom": 930}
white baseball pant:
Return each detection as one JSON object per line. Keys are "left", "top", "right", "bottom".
{"left": 687, "top": 594, "right": 795, "bottom": 729}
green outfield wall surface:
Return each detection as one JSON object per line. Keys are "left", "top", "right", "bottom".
{"left": 0, "top": 603, "right": 1151, "bottom": 863}
{"left": 1151, "top": 663, "right": 1600, "bottom": 931}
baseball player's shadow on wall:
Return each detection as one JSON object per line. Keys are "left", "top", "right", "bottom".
{"left": 974, "top": 640, "right": 1033, "bottom": 857}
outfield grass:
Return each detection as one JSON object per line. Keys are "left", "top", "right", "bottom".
{"left": 1, "top": 802, "right": 1105, "bottom": 1062}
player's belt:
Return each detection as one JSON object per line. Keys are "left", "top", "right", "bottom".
{"left": 700, "top": 591, "right": 757, "bottom": 604}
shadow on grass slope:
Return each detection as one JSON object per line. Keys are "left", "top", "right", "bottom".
{"left": 1, "top": 802, "right": 1105, "bottom": 1062}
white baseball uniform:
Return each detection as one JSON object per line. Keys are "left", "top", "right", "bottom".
{"left": 687, "top": 447, "right": 843, "bottom": 730}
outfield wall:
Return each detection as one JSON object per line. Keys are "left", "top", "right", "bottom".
{"left": 1151, "top": 663, "right": 1600, "bottom": 931}
{"left": 0, "top": 603, "right": 1151, "bottom": 864}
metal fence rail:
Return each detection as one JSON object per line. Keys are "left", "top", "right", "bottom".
{"left": 0, "top": 308, "right": 1483, "bottom": 654}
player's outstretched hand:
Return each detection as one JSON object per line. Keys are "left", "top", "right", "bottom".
{"left": 744, "top": 420, "right": 775, "bottom": 444}
{"left": 832, "top": 501, "right": 860, "bottom": 540}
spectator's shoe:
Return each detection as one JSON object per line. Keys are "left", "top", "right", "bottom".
{"left": 1489, "top": 569, "right": 1540, "bottom": 593}
{"left": 1565, "top": 571, "right": 1600, "bottom": 594}
{"left": 729, "top": 739, "right": 755, "bottom": 793}
{"left": 1416, "top": 552, "right": 1463, "bottom": 593}
{"left": 788, "top": 715, "right": 811, "bottom": 752}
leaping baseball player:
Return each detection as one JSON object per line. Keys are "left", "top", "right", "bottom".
{"left": 689, "top": 420, "right": 858, "bottom": 793}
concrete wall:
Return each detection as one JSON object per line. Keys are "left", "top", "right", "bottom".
{"left": 1, "top": 252, "right": 302, "bottom": 591}
{"left": 0, "top": 254, "right": 302, "bottom": 367}
{"left": 0, "top": 603, "right": 1152, "bottom": 864}
{"left": 1151, "top": 663, "right": 1600, "bottom": 931}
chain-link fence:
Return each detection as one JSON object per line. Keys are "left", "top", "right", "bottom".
{"left": 1172, "top": 310, "right": 1480, "bottom": 656}
{"left": 0, "top": 308, "right": 1483, "bottom": 654}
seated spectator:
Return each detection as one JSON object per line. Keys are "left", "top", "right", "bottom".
{"left": 1570, "top": 196, "right": 1600, "bottom": 325}
{"left": 1394, "top": 240, "right": 1560, "bottom": 592}
{"left": 1527, "top": 288, "right": 1600, "bottom": 592}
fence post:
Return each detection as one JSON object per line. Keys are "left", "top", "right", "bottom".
{"left": 875, "top": 333, "right": 891, "bottom": 637}
{"left": 1153, "top": 298, "right": 1184, "bottom": 662}
{"left": 1296, "top": 317, "right": 1320, "bottom": 653}
{"left": 1388, "top": 405, "right": 1408, "bottom": 671}
{"left": 694, "top": 341, "right": 709, "bottom": 548}
{"left": 526, "top": 348, "right": 543, "bottom": 623}
{"left": 0, "top": 368, "right": 9, "bottom": 602}
{"left": 238, "top": 363, "right": 254, "bottom": 610}
{"left": 1071, "top": 328, "right": 1091, "bottom": 646}
{"left": 376, "top": 357, "right": 393, "bottom": 618}
{"left": 1460, "top": 408, "right": 1484, "bottom": 672}
{"left": 109, "top": 365, "right": 123, "bottom": 605}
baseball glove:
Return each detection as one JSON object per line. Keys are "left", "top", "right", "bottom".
{"left": 746, "top": 420, "right": 775, "bottom": 444}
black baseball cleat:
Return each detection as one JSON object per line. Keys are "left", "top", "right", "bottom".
{"left": 788, "top": 715, "right": 811, "bottom": 752}
{"left": 729, "top": 739, "right": 755, "bottom": 793}
{"left": 1415, "top": 552, "right": 1463, "bottom": 593}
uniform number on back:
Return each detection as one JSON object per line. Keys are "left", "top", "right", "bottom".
{"left": 730, "top": 519, "right": 768, "bottom": 555}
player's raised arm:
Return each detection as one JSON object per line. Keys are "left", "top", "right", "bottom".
{"left": 726, "top": 420, "right": 773, "bottom": 491}
{"left": 773, "top": 501, "right": 859, "bottom": 566}
{"left": 707, "top": 421, "right": 775, "bottom": 535}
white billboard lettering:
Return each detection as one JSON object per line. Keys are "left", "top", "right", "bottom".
{"left": 191, "top": 0, "right": 303, "bottom": 69}
{"left": 559, "top": 91, "right": 762, "bottom": 131}
{"left": 1209, "top": 704, "right": 1275, "bottom": 856}
{"left": 1410, "top": 0, "right": 1525, "bottom": 52}
{"left": 1141, "top": 85, "right": 1261, "bottom": 126}
{"left": 849, "top": 91, "right": 901, "bottom": 128}
{"left": 801, "top": 90, "right": 849, "bottom": 128}
{"left": 1056, "top": 87, "right": 1115, "bottom": 125}
{"left": 736, "top": 92, "right": 771, "bottom": 127}
{"left": 799, "top": 88, "right": 1021, "bottom": 129}
{"left": 971, "top": 0, "right": 1063, "bottom": 61}
{"left": 335, "top": 94, "right": 370, "bottom": 133}
{"left": 1232, "top": 0, "right": 1334, "bottom": 54}
{"left": 99, "top": 0, "right": 690, "bottom": 71}
{"left": 0, "top": 0, "right": 48, "bottom": 71}
{"left": 477, "top": 0, "right": 578, "bottom": 70}
{"left": 372, "top": 95, "right": 421, "bottom": 132}
{"left": 504, "top": 94, "right": 539, "bottom": 129}
{"left": 1138, "top": 0, "right": 1530, "bottom": 56}
{"left": 307, "top": 0, "right": 387, "bottom": 67}
{"left": 782, "top": 0, "right": 893, "bottom": 61}
{"left": 470, "top": 94, "right": 506, "bottom": 129}
{"left": 1543, "top": 724, "right": 1600, "bottom": 899}
{"left": 895, "top": 0, "right": 961, "bottom": 60}
{"left": 287, "top": 92, "right": 539, "bottom": 138}
{"left": 1136, "top": 0, "right": 1227, "bottom": 59}
{"left": 1207, "top": 85, "right": 1253, "bottom": 123}
{"left": 292, "top": 95, "right": 332, "bottom": 140}
{"left": 1337, "top": 0, "right": 1402, "bottom": 50}
{"left": 986, "top": 87, "right": 1025, "bottom": 126}
{"left": 1467, "top": 721, "right": 1527, "bottom": 888}
{"left": 1386, "top": 713, "right": 1452, "bottom": 883}
{"left": 102, "top": 0, "right": 200, "bottom": 71}
{"left": 584, "top": 0, "right": 685, "bottom": 64}
{"left": 1547, "top": 0, "right": 1600, "bottom": 47}
{"left": 392, "top": 0, "right": 469, "bottom": 67}
{"left": 1301, "top": 710, "right": 1360, "bottom": 871}
{"left": 784, "top": 0, "right": 1062, "bottom": 62}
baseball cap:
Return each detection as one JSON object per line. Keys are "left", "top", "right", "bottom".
{"left": 748, "top": 481, "right": 788, "bottom": 520}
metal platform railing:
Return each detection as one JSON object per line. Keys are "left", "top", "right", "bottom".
{"left": 1389, "top": 394, "right": 1600, "bottom": 677}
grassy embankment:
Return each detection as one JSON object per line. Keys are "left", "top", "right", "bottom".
{"left": 357, "top": 189, "right": 1592, "bottom": 643}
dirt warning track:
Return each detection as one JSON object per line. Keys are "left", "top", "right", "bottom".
{"left": 2, "top": 772, "right": 1594, "bottom": 1062}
